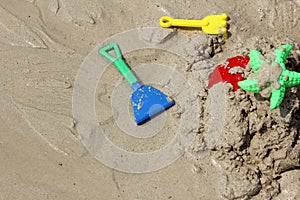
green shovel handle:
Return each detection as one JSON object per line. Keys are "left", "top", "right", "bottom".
{"left": 99, "top": 43, "right": 138, "bottom": 85}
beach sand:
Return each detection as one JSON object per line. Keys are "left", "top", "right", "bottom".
{"left": 0, "top": 0, "right": 299, "bottom": 199}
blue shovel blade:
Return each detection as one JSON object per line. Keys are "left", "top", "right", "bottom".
{"left": 131, "top": 85, "right": 175, "bottom": 125}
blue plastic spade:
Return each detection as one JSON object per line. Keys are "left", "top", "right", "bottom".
{"left": 99, "top": 43, "right": 175, "bottom": 125}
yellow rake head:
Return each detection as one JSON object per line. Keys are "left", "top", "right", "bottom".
{"left": 201, "top": 14, "right": 228, "bottom": 38}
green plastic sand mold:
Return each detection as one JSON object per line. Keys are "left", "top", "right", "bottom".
{"left": 238, "top": 44, "right": 300, "bottom": 109}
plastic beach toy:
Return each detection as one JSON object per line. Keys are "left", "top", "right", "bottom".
{"left": 208, "top": 55, "right": 250, "bottom": 91}
{"left": 238, "top": 44, "right": 300, "bottom": 109}
{"left": 99, "top": 43, "right": 175, "bottom": 125}
{"left": 159, "top": 14, "right": 228, "bottom": 38}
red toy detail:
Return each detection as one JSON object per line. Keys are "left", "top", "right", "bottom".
{"left": 208, "top": 55, "right": 250, "bottom": 91}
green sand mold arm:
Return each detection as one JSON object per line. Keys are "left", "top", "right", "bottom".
{"left": 99, "top": 43, "right": 138, "bottom": 86}
{"left": 270, "top": 86, "right": 286, "bottom": 109}
{"left": 249, "top": 50, "right": 265, "bottom": 73}
{"left": 284, "top": 70, "right": 300, "bottom": 88}
{"left": 274, "top": 44, "right": 292, "bottom": 70}
{"left": 238, "top": 79, "right": 261, "bottom": 93}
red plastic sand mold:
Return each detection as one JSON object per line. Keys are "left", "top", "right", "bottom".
{"left": 208, "top": 55, "right": 250, "bottom": 91}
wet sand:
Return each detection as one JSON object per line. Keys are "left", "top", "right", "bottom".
{"left": 0, "top": 0, "right": 299, "bottom": 199}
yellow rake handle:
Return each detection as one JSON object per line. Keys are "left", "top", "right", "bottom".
{"left": 160, "top": 16, "right": 208, "bottom": 28}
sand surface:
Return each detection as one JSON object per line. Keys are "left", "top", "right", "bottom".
{"left": 0, "top": 0, "right": 299, "bottom": 199}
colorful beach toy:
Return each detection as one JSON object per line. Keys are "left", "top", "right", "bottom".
{"left": 159, "top": 14, "right": 228, "bottom": 38}
{"left": 238, "top": 44, "right": 300, "bottom": 109}
{"left": 99, "top": 43, "right": 175, "bottom": 125}
{"left": 208, "top": 55, "right": 250, "bottom": 91}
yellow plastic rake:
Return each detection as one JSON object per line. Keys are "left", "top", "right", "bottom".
{"left": 160, "top": 14, "right": 228, "bottom": 38}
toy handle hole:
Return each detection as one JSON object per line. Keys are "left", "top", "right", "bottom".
{"left": 160, "top": 16, "right": 172, "bottom": 28}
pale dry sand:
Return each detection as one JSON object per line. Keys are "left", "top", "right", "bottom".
{"left": 0, "top": 0, "right": 299, "bottom": 199}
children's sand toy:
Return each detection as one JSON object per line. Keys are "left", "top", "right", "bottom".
{"left": 238, "top": 44, "right": 300, "bottom": 109}
{"left": 99, "top": 43, "right": 175, "bottom": 125}
{"left": 208, "top": 55, "right": 250, "bottom": 91}
{"left": 159, "top": 14, "right": 228, "bottom": 38}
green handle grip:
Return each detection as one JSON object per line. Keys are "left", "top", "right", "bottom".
{"left": 99, "top": 43, "right": 138, "bottom": 85}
